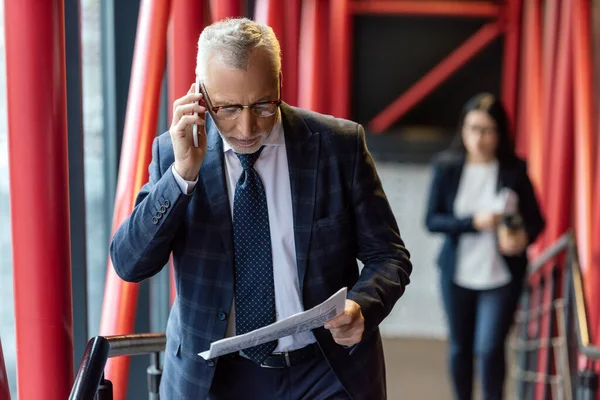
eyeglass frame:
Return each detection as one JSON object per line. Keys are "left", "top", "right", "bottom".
{"left": 199, "top": 80, "right": 282, "bottom": 121}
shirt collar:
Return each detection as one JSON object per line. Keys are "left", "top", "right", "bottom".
{"left": 222, "top": 110, "right": 284, "bottom": 153}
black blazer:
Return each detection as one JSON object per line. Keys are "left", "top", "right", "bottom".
{"left": 424, "top": 152, "right": 545, "bottom": 283}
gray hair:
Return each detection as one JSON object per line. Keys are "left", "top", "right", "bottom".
{"left": 196, "top": 18, "right": 281, "bottom": 81}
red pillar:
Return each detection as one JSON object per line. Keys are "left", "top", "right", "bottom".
{"left": 283, "top": 0, "right": 301, "bottom": 106}
{"left": 330, "top": 0, "right": 352, "bottom": 119}
{"left": 298, "top": 0, "right": 331, "bottom": 114}
{"left": 0, "top": 340, "right": 10, "bottom": 400}
{"left": 254, "top": 0, "right": 286, "bottom": 94}
{"left": 99, "top": 0, "right": 171, "bottom": 398}
{"left": 210, "top": 0, "right": 242, "bottom": 22}
{"left": 4, "top": 1, "right": 74, "bottom": 399}
{"left": 168, "top": 0, "right": 206, "bottom": 304}
{"left": 544, "top": 0, "right": 573, "bottom": 246}
{"left": 501, "top": 0, "right": 522, "bottom": 128}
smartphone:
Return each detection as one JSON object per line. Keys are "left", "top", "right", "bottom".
{"left": 192, "top": 78, "right": 201, "bottom": 147}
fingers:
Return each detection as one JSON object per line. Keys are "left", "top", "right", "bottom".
{"left": 329, "top": 324, "right": 364, "bottom": 346}
{"left": 173, "top": 102, "right": 205, "bottom": 122}
{"left": 324, "top": 313, "right": 352, "bottom": 330}
{"left": 174, "top": 115, "right": 205, "bottom": 134}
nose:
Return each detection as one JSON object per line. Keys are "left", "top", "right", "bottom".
{"left": 238, "top": 108, "right": 256, "bottom": 137}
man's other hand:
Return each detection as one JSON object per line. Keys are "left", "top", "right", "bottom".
{"left": 324, "top": 299, "right": 365, "bottom": 346}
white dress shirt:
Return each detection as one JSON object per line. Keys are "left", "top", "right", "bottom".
{"left": 172, "top": 115, "right": 316, "bottom": 352}
{"left": 453, "top": 161, "right": 513, "bottom": 290}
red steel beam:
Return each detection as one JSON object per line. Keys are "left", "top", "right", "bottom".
{"left": 99, "top": 0, "right": 171, "bottom": 398}
{"left": 369, "top": 22, "right": 502, "bottom": 133}
{"left": 298, "top": 0, "right": 331, "bottom": 114}
{"left": 168, "top": 0, "right": 206, "bottom": 304}
{"left": 283, "top": 0, "right": 301, "bottom": 106}
{"left": 254, "top": 0, "right": 286, "bottom": 95}
{"left": 543, "top": 0, "right": 573, "bottom": 248}
{"left": 0, "top": 340, "right": 10, "bottom": 400}
{"left": 350, "top": 1, "right": 500, "bottom": 18}
{"left": 209, "top": 0, "right": 242, "bottom": 22}
{"left": 330, "top": 0, "right": 352, "bottom": 119}
{"left": 540, "top": 0, "right": 561, "bottom": 209}
{"left": 4, "top": 1, "right": 74, "bottom": 399}
{"left": 520, "top": 0, "right": 543, "bottom": 198}
{"left": 501, "top": 0, "right": 522, "bottom": 127}
{"left": 571, "top": 0, "right": 595, "bottom": 318}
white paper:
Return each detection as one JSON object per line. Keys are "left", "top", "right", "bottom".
{"left": 198, "top": 287, "right": 347, "bottom": 360}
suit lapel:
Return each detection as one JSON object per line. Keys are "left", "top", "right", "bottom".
{"left": 199, "top": 115, "right": 235, "bottom": 269}
{"left": 281, "top": 104, "right": 320, "bottom": 295}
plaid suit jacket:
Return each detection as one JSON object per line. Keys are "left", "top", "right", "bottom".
{"left": 110, "top": 104, "right": 412, "bottom": 400}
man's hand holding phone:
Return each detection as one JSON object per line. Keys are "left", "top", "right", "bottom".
{"left": 170, "top": 82, "right": 207, "bottom": 181}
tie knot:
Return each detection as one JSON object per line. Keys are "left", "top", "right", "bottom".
{"left": 236, "top": 146, "right": 264, "bottom": 170}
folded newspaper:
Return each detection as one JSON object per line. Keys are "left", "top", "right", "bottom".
{"left": 199, "top": 287, "right": 347, "bottom": 360}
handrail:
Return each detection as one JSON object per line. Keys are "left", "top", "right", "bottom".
{"left": 526, "top": 231, "right": 600, "bottom": 360}
{"left": 69, "top": 333, "right": 166, "bottom": 400}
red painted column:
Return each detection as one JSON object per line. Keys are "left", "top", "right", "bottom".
{"left": 571, "top": 0, "right": 595, "bottom": 337}
{"left": 254, "top": 0, "right": 286, "bottom": 96}
{"left": 544, "top": 0, "right": 573, "bottom": 247}
{"left": 501, "top": 0, "right": 522, "bottom": 128}
{"left": 0, "top": 340, "right": 10, "bottom": 400}
{"left": 168, "top": 0, "right": 206, "bottom": 304}
{"left": 283, "top": 0, "right": 301, "bottom": 106}
{"left": 4, "top": 1, "right": 74, "bottom": 399}
{"left": 99, "top": 0, "right": 171, "bottom": 398}
{"left": 210, "top": 0, "right": 242, "bottom": 22}
{"left": 298, "top": 0, "right": 331, "bottom": 114}
{"left": 330, "top": 0, "right": 352, "bottom": 119}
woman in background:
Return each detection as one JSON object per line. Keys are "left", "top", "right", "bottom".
{"left": 424, "top": 93, "right": 545, "bottom": 400}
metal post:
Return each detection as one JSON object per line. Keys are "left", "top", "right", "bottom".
{"left": 95, "top": 377, "right": 114, "bottom": 400}
{"left": 542, "top": 267, "right": 559, "bottom": 400}
{"left": 64, "top": 0, "right": 89, "bottom": 373}
{"left": 147, "top": 352, "right": 162, "bottom": 400}
{"left": 532, "top": 275, "right": 545, "bottom": 400}
{"left": 577, "top": 369, "right": 598, "bottom": 400}
{"left": 4, "top": 0, "right": 75, "bottom": 398}
{"left": 517, "top": 286, "right": 532, "bottom": 399}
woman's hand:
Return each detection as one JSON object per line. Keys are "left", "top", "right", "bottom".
{"left": 473, "top": 212, "right": 502, "bottom": 231}
{"left": 498, "top": 225, "right": 528, "bottom": 256}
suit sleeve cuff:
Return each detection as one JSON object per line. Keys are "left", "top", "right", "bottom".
{"left": 171, "top": 164, "right": 198, "bottom": 194}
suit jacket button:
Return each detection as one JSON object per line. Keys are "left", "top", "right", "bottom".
{"left": 206, "top": 359, "right": 215, "bottom": 367}
{"left": 218, "top": 311, "right": 227, "bottom": 321}
{"left": 152, "top": 216, "right": 159, "bottom": 225}
{"left": 155, "top": 212, "right": 162, "bottom": 219}
{"left": 164, "top": 199, "right": 170, "bottom": 208}
{"left": 159, "top": 205, "right": 167, "bottom": 213}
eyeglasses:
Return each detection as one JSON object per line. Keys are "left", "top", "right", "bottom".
{"left": 200, "top": 81, "right": 282, "bottom": 121}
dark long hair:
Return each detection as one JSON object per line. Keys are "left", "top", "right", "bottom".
{"left": 451, "top": 93, "right": 518, "bottom": 166}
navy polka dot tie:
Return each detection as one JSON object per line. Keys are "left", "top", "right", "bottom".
{"left": 233, "top": 146, "right": 277, "bottom": 364}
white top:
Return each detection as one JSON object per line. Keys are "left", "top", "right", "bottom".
{"left": 172, "top": 114, "right": 316, "bottom": 352}
{"left": 453, "top": 161, "right": 516, "bottom": 290}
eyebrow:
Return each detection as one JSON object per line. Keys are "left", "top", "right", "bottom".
{"left": 213, "top": 95, "right": 274, "bottom": 107}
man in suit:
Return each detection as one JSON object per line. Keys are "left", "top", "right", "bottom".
{"left": 110, "top": 18, "right": 412, "bottom": 400}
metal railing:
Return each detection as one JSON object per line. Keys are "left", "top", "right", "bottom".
{"left": 510, "top": 231, "right": 600, "bottom": 399}
{"left": 69, "top": 333, "right": 166, "bottom": 400}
